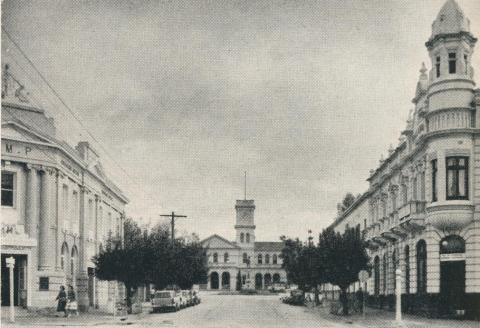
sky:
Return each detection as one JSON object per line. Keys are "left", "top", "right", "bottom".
{"left": 2, "top": 0, "right": 480, "bottom": 242}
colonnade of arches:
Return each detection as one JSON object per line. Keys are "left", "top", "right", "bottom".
{"left": 60, "top": 242, "right": 80, "bottom": 286}
{"left": 209, "top": 271, "right": 282, "bottom": 290}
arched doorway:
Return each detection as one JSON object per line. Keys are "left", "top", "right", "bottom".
{"left": 255, "top": 273, "right": 263, "bottom": 290}
{"left": 210, "top": 272, "right": 219, "bottom": 290}
{"left": 264, "top": 273, "right": 272, "bottom": 288}
{"left": 273, "top": 273, "right": 280, "bottom": 283}
{"left": 439, "top": 235, "right": 465, "bottom": 316}
{"left": 221, "top": 272, "right": 230, "bottom": 290}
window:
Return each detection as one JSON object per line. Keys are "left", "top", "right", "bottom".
{"left": 39, "top": 277, "right": 49, "bottom": 291}
{"left": 401, "top": 184, "right": 408, "bottom": 206}
{"left": 240, "top": 233, "right": 244, "bottom": 243}
{"left": 391, "top": 193, "right": 397, "bottom": 212}
{"left": 72, "top": 191, "right": 79, "bottom": 233}
{"left": 448, "top": 52, "right": 456, "bottom": 74}
{"left": 246, "top": 233, "right": 250, "bottom": 243}
{"left": 224, "top": 252, "right": 229, "bottom": 263}
{"left": 213, "top": 253, "right": 218, "bottom": 263}
{"left": 62, "top": 185, "right": 69, "bottom": 230}
{"left": 243, "top": 253, "right": 248, "bottom": 264}
{"left": 416, "top": 240, "right": 427, "bottom": 294}
{"left": 383, "top": 253, "right": 387, "bottom": 293}
{"left": 464, "top": 54, "right": 468, "bottom": 74}
{"left": 273, "top": 254, "right": 277, "bottom": 264}
{"left": 258, "top": 254, "right": 263, "bottom": 264}
{"left": 446, "top": 157, "right": 468, "bottom": 200}
{"left": 436, "top": 56, "right": 441, "bottom": 77}
{"left": 392, "top": 249, "right": 397, "bottom": 290}
{"left": 61, "top": 243, "right": 68, "bottom": 271}
{"left": 265, "top": 254, "right": 270, "bottom": 264}
{"left": 431, "top": 159, "right": 438, "bottom": 202}
{"left": 420, "top": 171, "right": 426, "bottom": 201}
{"left": 405, "top": 246, "right": 410, "bottom": 294}
{"left": 412, "top": 177, "right": 418, "bottom": 201}
{"left": 374, "top": 256, "right": 380, "bottom": 296}
{"left": 1, "top": 172, "right": 14, "bottom": 207}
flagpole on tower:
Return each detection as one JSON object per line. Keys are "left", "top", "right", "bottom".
{"left": 244, "top": 171, "right": 247, "bottom": 200}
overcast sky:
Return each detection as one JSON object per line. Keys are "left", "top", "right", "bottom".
{"left": 2, "top": 0, "right": 480, "bottom": 242}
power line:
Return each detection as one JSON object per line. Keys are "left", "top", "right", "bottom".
{"left": 1, "top": 26, "right": 136, "bottom": 187}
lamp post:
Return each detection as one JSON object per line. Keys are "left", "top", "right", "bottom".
{"left": 6, "top": 257, "right": 15, "bottom": 323}
{"left": 395, "top": 269, "right": 402, "bottom": 323}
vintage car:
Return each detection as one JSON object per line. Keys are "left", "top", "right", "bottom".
{"left": 151, "top": 290, "right": 181, "bottom": 312}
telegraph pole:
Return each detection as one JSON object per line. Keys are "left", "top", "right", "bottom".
{"left": 160, "top": 211, "right": 187, "bottom": 246}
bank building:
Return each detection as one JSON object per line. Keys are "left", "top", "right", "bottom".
{"left": 1, "top": 66, "right": 128, "bottom": 312}
{"left": 201, "top": 198, "right": 287, "bottom": 291}
{"left": 326, "top": 0, "right": 480, "bottom": 319}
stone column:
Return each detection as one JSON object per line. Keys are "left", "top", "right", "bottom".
{"left": 55, "top": 171, "right": 64, "bottom": 271}
{"left": 78, "top": 185, "right": 89, "bottom": 311}
{"left": 24, "top": 165, "right": 39, "bottom": 239}
{"left": 38, "top": 168, "right": 54, "bottom": 270}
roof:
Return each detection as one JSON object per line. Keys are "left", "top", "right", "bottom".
{"left": 431, "top": 0, "right": 471, "bottom": 39}
{"left": 200, "top": 234, "right": 240, "bottom": 249}
{"left": 254, "top": 241, "right": 284, "bottom": 252}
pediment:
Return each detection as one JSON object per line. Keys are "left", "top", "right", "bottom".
{"left": 201, "top": 234, "right": 238, "bottom": 249}
{"left": 1, "top": 121, "right": 53, "bottom": 145}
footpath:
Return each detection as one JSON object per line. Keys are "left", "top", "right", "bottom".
{"left": 308, "top": 304, "right": 479, "bottom": 328}
{"left": 0, "top": 306, "right": 147, "bottom": 327}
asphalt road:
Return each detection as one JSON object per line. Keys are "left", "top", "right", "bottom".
{"left": 132, "top": 293, "right": 353, "bottom": 328}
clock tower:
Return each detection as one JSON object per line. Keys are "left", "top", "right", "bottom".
{"left": 235, "top": 199, "right": 256, "bottom": 247}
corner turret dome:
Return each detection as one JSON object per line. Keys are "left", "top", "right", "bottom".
{"left": 430, "top": 0, "right": 471, "bottom": 39}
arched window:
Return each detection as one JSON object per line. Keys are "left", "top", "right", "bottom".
{"left": 265, "top": 254, "right": 270, "bottom": 264}
{"left": 401, "top": 183, "right": 408, "bottom": 206}
{"left": 224, "top": 252, "right": 229, "bottom": 263}
{"left": 246, "top": 233, "right": 250, "bottom": 243}
{"left": 243, "top": 253, "right": 248, "bottom": 264}
{"left": 273, "top": 254, "right": 278, "bottom": 264}
{"left": 240, "top": 233, "right": 244, "bottom": 243}
{"left": 416, "top": 240, "right": 427, "bottom": 294}
{"left": 374, "top": 256, "right": 380, "bottom": 296}
{"left": 392, "top": 249, "right": 397, "bottom": 290}
{"left": 71, "top": 246, "right": 79, "bottom": 286}
{"left": 61, "top": 242, "right": 68, "bottom": 271}
{"left": 405, "top": 246, "right": 410, "bottom": 294}
{"left": 213, "top": 253, "right": 218, "bottom": 263}
{"left": 258, "top": 254, "right": 263, "bottom": 264}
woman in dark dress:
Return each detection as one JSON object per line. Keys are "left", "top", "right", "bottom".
{"left": 56, "top": 286, "right": 67, "bottom": 317}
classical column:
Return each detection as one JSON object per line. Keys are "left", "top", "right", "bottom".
{"left": 55, "top": 170, "right": 64, "bottom": 270}
{"left": 24, "top": 165, "right": 39, "bottom": 239}
{"left": 38, "top": 168, "right": 54, "bottom": 270}
{"left": 78, "top": 185, "right": 89, "bottom": 311}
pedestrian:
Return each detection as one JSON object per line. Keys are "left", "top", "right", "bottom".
{"left": 66, "top": 285, "right": 79, "bottom": 317}
{"left": 55, "top": 285, "right": 67, "bottom": 317}
{"left": 355, "top": 287, "right": 364, "bottom": 314}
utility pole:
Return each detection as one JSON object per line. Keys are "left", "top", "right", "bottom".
{"left": 160, "top": 211, "right": 187, "bottom": 246}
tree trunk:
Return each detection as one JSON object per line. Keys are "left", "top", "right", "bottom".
{"left": 340, "top": 288, "right": 349, "bottom": 315}
{"left": 314, "top": 286, "right": 320, "bottom": 306}
{"left": 125, "top": 284, "right": 133, "bottom": 314}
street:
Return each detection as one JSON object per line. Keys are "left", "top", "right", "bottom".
{"left": 132, "top": 293, "right": 348, "bottom": 328}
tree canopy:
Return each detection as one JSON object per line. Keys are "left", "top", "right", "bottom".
{"left": 280, "top": 227, "right": 369, "bottom": 314}
{"left": 92, "top": 218, "right": 208, "bottom": 311}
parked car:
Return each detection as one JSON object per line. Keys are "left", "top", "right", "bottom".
{"left": 151, "top": 290, "right": 181, "bottom": 312}
{"left": 282, "top": 289, "right": 304, "bottom": 306}
{"left": 270, "top": 282, "right": 286, "bottom": 292}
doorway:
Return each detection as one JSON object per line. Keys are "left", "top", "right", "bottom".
{"left": 1, "top": 254, "right": 27, "bottom": 307}
{"left": 210, "top": 272, "right": 219, "bottom": 290}
{"left": 221, "top": 272, "right": 230, "bottom": 290}
{"left": 440, "top": 260, "right": 465, "bottom": 316}
{"left": 255, "top": 273, "right": 263, "bottom": 289}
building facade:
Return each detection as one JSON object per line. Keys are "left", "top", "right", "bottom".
{"left": 1, "top": 66, "right": 128, "bottom": 312}
{"left": 201, "top": 199, "right": 287, "bottom": 291}
{"left": 328, "top": 0, "right": 480, "bottom": 319}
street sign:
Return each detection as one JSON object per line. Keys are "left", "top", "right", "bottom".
{"left": 358, "top": 270, "right": 369, "bottom": 282}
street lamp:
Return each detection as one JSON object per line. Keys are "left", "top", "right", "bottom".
{"left": 6, "top": 257, "right": 15, "bottom": 323}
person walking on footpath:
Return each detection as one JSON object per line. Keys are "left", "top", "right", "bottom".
{"left": 355, "top": 287, "right": 364, "bottom": 314}
{"left": 66, "top": 285, "right": 79, "bottom": 317}
{"left": 55, "top": 285, "right": 67, "bottom": 317}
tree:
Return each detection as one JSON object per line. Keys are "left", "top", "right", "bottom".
{"left": 342, "top": 193, "right": 356, "bottom": 211}
{"left": 319, "top": 227, "right": 369, "bottom": 315}
{"left": 236, "top": 271, "right": 242, "bottom": 291}
{"left": 93, "top": 218, "right": 147, "bottom": 312}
